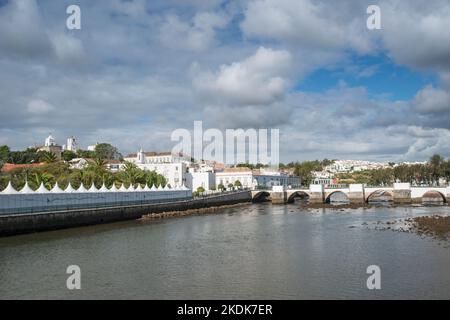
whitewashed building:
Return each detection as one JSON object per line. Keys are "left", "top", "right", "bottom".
{"left": 186, "top": 171, "right": 216, "bottom": 191}
{"left": 125, "top": 149, "right": 189, "bottom": 187}
{"left": 64, "top": 136, "right": 77, "bottom": 151}
{"left": 215, "top": 168, "right": 301, "bottom": 189}
{"left": 124, "top": 149, "right": 190, "bottom": 165}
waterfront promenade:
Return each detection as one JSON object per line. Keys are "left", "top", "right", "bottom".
{"left": 0, "top": 184, "right": 251, "bottom": 236}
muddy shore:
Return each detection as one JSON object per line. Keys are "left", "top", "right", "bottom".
{"left": 359, "top": 215, "right": 450, "bottom": 243}
{"left": 139, "top": 202, "right": 252, "bottom": 221}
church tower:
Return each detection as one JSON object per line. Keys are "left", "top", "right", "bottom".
{"left": 137, "top": 148, "right": 145, "bottom": 164}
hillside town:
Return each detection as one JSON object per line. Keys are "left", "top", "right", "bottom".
{"left": 1, "top": 134, "right": 450, "bottom": 194}
{"left": 0, "top": 135, "right": 302, "bottom": 193}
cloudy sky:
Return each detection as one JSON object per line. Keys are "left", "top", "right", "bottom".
{"left": 1, "top": 0, "right": 450, "bottom": 162}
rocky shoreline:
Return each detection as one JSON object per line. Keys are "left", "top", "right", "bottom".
{"left": 358, "top": 215, "right": 450, "bottom": 244}
{"left": 139, "top": 202, "right": 252, "bottom": 221}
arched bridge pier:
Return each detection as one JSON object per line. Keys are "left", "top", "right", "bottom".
{"left": 251, "top": 183, "right": 450, "bottom": 205}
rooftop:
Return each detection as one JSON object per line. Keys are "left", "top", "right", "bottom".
{"left": 1, "top": 163, "right": 45, "bottom": 173}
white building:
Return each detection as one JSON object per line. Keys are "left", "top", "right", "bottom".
{"left": 215, "top": 168, "right": 301, "bottom": 189}
{"left": 39, "top": 134, "right": 62, "bottom": 160}
{"left": 186, "top": 171, "right": 216, "bottom": 191}
{"left": 65, "top": 136, "right": 77, "bottom": 152}
{"left": 87, "top": 144, "right": 98, "bottom": 152}
{"left": 125, "top": 149, "right": 189, "bottom": 187}
{"left": 68, "top": 158, "right": 91, "bottom": 170}
{"left": 325, "top": 160, "right": 390, "bottom": 173}
{"left": 44, "top": 134, "right": 56, "bottom": 147}
{"left": 137, "top": 162, "right": 187, "bottom": 188}
{"left": 124, "top": 149, "right": 190, "bottom": 165}
{"left": 216, "top": 168, "right": 253, "bottom": 189}
{"left": 311, "top": 171, "right": 333, "bottom": 186}
{"left": 254, "top": 169, "right": 301, "bottom": 188}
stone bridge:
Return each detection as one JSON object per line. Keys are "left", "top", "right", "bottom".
{"left": 251, "top": 183, "right": 450, "bottom": 204}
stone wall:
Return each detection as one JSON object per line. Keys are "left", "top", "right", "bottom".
{"left": 0, "top": 184, "right": 191, "bottom": 215}
{"left": 0, "top": 191, "right": 252, "bottom": 236}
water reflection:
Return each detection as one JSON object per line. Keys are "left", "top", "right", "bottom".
{"left": 0, "top": 204, "right": 449, "bottom": 299}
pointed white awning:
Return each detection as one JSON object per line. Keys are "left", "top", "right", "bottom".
{"left": 77, "top": 184, "right": 89, "bottom": 193}
{"left": 20, "top": 182, "right": 34, "bottom": 194}
{"left": 88, "top": 184, "right": 99, "bottom": 192}
{"left": 1, "top": 181, "right": 19, "bottom": 194}
{"left": 36, "top": 182, "right": 50, "bottom": 193}
{"left": 99, "top": 183, "right": 110, "bottom": 192}
{"left": 64, "top": 182, "right": 77, "bottom": 193}
{"left": 51, "top": 182, "right": 64, "bottom": 193}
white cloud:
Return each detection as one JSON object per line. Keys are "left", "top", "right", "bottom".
{"left": 159, "top": 12, "right": 229, "bottom": 51}
{"left": 193, "top": 47, "right": 292, "bottom": 106}
{"left": 0, "top": 0, "right": 52, "bottom": 58}
{"left": 403, "top": 127, "right": 450, "bottom": 160}
{"left": 413, "top": 85, "right": 450, "bottom": 113}
{"left": 50, "top": 33, "right": 86, "bottom": 64}
{"left": 241, "top": 0, "right": 374, "bottom": 54}
{"left": 26, "top": 99, "right": 55, "bottom": 114}
{"left": 381, "top": 0, "right": 450, "bottom": 71}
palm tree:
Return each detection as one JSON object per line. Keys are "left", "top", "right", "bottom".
{"left": 121, "top": 161, "right": 143, "bottom": 186}
{"left": 40, "top": 151, "right": 57, "bottom": 164}
{"left": 30, "top": 172, "right": 54, "bottom": 190}
{"left": 87, "top": 158, "right": 108, "bottom": 187}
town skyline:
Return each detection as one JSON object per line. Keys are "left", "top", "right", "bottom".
{"left": 0, "top": 131, "right": 445, "bottom": 165}
{"left": 1, "top": 0, "right": 450, "bottom": 163}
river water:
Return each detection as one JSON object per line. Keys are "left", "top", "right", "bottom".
{"left": 0, "top": 204, "right": 449, "bottom": 299}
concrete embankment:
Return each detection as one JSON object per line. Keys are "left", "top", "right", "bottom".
{"left": 0, "top": 191, "right": 252, "bottom": 237}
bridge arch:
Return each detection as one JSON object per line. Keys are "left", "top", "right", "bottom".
{"left": 325, "top": 191, "right": 349, "bottom": 204}
{"left": 252, "top": 191, "right": 271, "bottom": 203}
{"left": 367, "top": 190, "right": 393, "bottom": 203}
{"left": 287, "top": 191, "right": 310, "bottom": 204}
{"left": 422, "top": 190, "right": 447, "bottom": 204}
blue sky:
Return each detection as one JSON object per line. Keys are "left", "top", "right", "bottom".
{"left": 298, "top": 54, "right": 438, "bottom": 101}
{"left": 1, "top": 0, "right": 450, "bottom": 162}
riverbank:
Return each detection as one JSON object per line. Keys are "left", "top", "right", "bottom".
{"left": 359, "top": 214, "right": 450, "bottom": 244}
{"left": 413, "top": 215, "right": 450, "bottom": 240}
{"left": 139, "top": 202, "right": 252, "bottom": 221}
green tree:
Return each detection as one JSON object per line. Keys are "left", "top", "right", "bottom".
{"left": 76, "top": 149, "right": 97, "bottom": 159}
{"left": 429, "top": 154, "right": 444, "bottom": 185}
{"left": 196, "top": 186, "right": 205, "bottom": 194}
{"left": 293, "top": 161, "right": 323, "bottom": 186}
{"left": 118, "top": 162, "right": 143, "bottom": 186}
{"left": 8, "top": 148, "right": 40, "bottom": 164}
{"left": 62, "top": 150, "right": 77, "bottom": 162}
{"left": 29, "top": 172, "right": 54, "bottom": 190}
{"left": 218, "top": 183, "right": 225, "bottom": 191}
{"left": 95, "top": 143, "right": 122, "bottom": 160}
{"left": 234, "top": 180, "right": 242, "bottom": 188}
{"left": 39, "top": 151, "right": 57, "bottom": 164}
{"left": 0, "top": 145, "right": 10, "bottom": 163}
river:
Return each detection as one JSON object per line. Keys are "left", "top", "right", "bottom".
{"left": 0, "top": 203, "right": 449, "bottom": 299}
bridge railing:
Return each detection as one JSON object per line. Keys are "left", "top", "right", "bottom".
{"left": 325, "top": 184, "right": 349, "bottom": 189}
